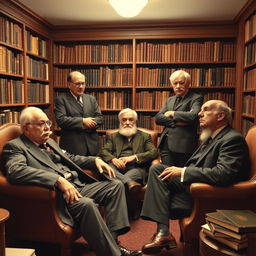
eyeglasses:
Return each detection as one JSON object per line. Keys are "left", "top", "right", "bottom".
{"left": 26, "top": 120, "right": 52, "bottom": 128}
{"left": 71, "top": 82, "right": 85, "bottom": 87}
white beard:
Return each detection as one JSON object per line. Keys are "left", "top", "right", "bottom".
{"left": 119, "top": 125, "right": 137, "bottom": 137}
{"left": 199, "top": 128, "right": 212, "bottom": 142}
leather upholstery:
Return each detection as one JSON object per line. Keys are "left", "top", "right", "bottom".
{"left": 0, "top": 123, "right": 80, "bottom": 256}
{"left": 179, "top": 125, "right": 256, "bottom": 256}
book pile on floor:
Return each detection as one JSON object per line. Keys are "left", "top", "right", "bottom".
{"left": 202, "top": 209, "right": 256, "bottom": 251}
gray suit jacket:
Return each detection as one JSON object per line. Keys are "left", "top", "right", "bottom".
{"left": 3, "top": 135, "right": 101, "bottom": 226}
{"left": 184, "top": 125, "right": 250, "bottom": 186}
{"left": 55, "top": 92, "right": 103, "bottom": 156}
{"left": 155, "top": 91, "right": 203, "bottom": 154}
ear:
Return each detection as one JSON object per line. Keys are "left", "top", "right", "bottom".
{"left": 217, "top": 111, "right": 225, "bottom": 121}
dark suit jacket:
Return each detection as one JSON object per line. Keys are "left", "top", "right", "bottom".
{"left": 184, "top": 125, "right": 250, "bottom": 186}
{"left": 3, "top": 135, "right": 101, "bottom": 227}
{"left": 55, "top": 92, "right": 103, "bottom": 156}
{"left": 100, "top": 130, "right": 158, "bottom": 168}
{"left": 155, "top": 91, "right": 203, "bottom": 154}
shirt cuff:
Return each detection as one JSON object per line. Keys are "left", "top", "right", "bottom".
{"left": 180, "top": 167, "right": 186, "bottom": 182}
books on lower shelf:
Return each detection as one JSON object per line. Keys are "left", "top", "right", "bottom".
{"left": 203, "top": 209, "right": 256, "bottom": 251}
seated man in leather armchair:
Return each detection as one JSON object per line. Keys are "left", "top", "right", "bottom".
{"left": 140, "top": 100, "right": 250, "bottom": 254}
{"left": 3, "top": 106, "right": 142, "bottom": 256}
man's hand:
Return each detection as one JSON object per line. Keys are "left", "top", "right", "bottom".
{"left": 164, "top": 111, "right": 175, "bottom": 118}
{"left": 158, "top": 166, "right": 182, "bottom": 181}
{"left": 111, "top": 158, "right": 126, "bottom": 170}
{"left": 95, "top": 158, "right": 116, "bottom": 178}
{"left": 83, "top": 117, "right": 97, "bottom": 129}
{"left": 119, "top": 155, "right": 136, "bottom": 165}
{"left": 56, "top": 176, "right": 82, "bottom": 204}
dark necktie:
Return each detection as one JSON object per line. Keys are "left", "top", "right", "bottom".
{"left": 174, "top": 96, "right": 182, "bottom": 109}
{"left": 77, "top": 96, "right": 83, "bottom": 107}
{"left": 199, "top": 137, "right": 213, "bottom": 152}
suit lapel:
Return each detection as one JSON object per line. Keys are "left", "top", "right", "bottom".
{"left": 132, "top": 132, "right": 141, "bottom": 153}
{"left": 115, "top": 133, "right": 125, "bottom": 157}
{"left": 168, "top": 96, "right": 176, "bottom": 110}
{"left": 67, "top": 92, "right": 84, "bottom": 114}
{"left": 21, "top": 135, "right": 60, "bottom": 171}
{"left": 195, "top": 126, "right": 231, "bottom": 165}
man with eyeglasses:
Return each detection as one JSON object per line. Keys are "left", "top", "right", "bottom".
{"left": 55, "top": 70, "right": 103, "bottom": 156}
{"left": 3, "top": 106, "right": 142, "bottom": 256}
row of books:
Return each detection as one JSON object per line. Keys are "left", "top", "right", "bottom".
{"left": 53, "top": 67, "right": 133, "bottom": 88}
{"left": 0, "top": 45, "right": 24, "bottom": 74}
{"left": 90, "top": 91, "right": 132, "bottom": 110}
{"left": 244, "top": 42, "right": 256, "bottom": 66}
{"left": 136, "top": 40, "right": 236, "bottom": 62}
{"left": 53, "top": 43, "right": 133, "bottom": 64}
{"left": 26, "top": 30, "right": 47, "bottom": 58}
{"left": 244, "top": 69, "right": 256, "bottom": 90}
{"left": 26, "top": 56, "right": 49, "bottom": 80}
{"left": 202, "top": 209, "right": 256, "bottom": 251}
{"left": 136, "top": 67, "right": 235, "bottom": 87}
{"left": 135, "top": 91, "right": 235, "bottom": 110}
{"left": 242, "top": 95, "right": 255, "bottom": 116}
{"left": 0, "top": 16, "right": 22, "bottom": 48}
{"left": 27, "top": 82, "right": 50, "bottom": 104}
{"left": 0, "top": 109, "right": 20, "bottom": 125}
{"left": 0, "top": 79, "right": 24, "bottom": 104}
{"left": 242, "top": 119, "right": 255, "bottom": 136}
{"left": 244, "top": 13, "right": 256, "bottom": 42}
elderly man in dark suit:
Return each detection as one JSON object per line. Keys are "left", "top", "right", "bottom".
{"left": 100, "top": 108, "right": 158, "bottom": 192}
{"left": 141, "top": 100, "right": 250, "bottom": 255}
{"left": 3, "top": 107, "right": 142, "bottom": 256}
{"left": 55, "top": 70, "right": 103, "bottom": 156}
{"left": 155, "top": 70, "right": 203, "bottom": 166}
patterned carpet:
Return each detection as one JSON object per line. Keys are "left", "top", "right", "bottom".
{"left": 23, "top": 218, "right": 184, "bottom": 256}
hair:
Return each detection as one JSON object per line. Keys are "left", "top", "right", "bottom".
{"left": 20, "top": 107, "right": 46, "bottom": 126}
{"left": 118, "top": 108, "right": 138, "bottom": 122}
{"left": 214, "top": 100, "right": 232, "bottom": 124}
{"left": 67, "top": 71, "right": 86, "bottom": 83}
{"left": 169, "top": 70, "right": 191, "bottom": 85}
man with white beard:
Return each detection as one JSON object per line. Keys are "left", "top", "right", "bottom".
{"left": 100, "top": 108, "right": 158, "bottom": 192}
{"left": 140, "top": 100, "right": 250, "bottom": 255}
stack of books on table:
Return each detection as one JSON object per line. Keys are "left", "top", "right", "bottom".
{"left": 202, "top": 209, "right": 256, "bottom": 251}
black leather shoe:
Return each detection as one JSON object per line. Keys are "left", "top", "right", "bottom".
{"left": 142, "top": 232, "right": 177, "bottom": 254}
{"left": 128, "top": 180, "right": 141, "bottom": 193}
{"left": 119, "top": 244, "right": 142, "bottom": 256}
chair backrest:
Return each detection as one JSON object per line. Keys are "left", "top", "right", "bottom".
{"left": 245, "top": 125, "right": 256, "bottom": 179}
{"left": 105, "top": 127, "right": 158, "bottom": 147}
{"left": 0, "top": 123, "right": 21, "bottom": 171}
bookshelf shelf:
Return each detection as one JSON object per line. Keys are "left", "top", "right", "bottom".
{"left": 241, "top": 10, "right": 256, "bottom": 135}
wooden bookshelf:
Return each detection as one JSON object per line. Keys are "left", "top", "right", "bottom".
{"left": 0, "top": 2, "right": 51, "bottom": 125}
{"left": 240, "top": 4, "right": 256, "bottom": 135}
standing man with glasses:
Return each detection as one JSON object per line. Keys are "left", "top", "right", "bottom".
{"left": 155, "top": 70, "right": 203, "bottom": 166}
{"left": 55, "top": 70, "right": 103, "bottom": 156}
{"left": 3, "top": 106, "right": 142, "bottom": 256}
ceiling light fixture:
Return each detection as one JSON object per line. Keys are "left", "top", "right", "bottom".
{"left": 108, "top": 0, "right": 148, "bottom": 18}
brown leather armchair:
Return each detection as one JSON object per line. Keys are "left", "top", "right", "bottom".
{"left": 179, "top": 125, "right": 256, "bottom": 256}
{"left": 105, "top": 127, "right": 159, "bottom": 201}
{"left": 0, "top": 123, "right": 80, "bottom": 256}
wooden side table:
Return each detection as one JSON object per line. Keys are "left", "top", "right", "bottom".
{"left": 0, "top": 208, "right": 10, "bottom": 256}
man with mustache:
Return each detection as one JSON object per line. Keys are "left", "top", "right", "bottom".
{"left": 155, "top": 70, "right": 203, "bottom": 166}
{"left": 3, "top": 107, "right": 142, "bottom": 256}
{"left": 141, "top": 100, "right": 250, "bottom": 254}
{"left": 100, "top": 108, "right": 158, "bottom": 193}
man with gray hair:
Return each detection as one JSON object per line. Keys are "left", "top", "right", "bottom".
{"left": 141, "top": 100, "right": 250, "bottom": 254}
{"left": 100, "top": 108, "right": 158, "bottom": 192}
